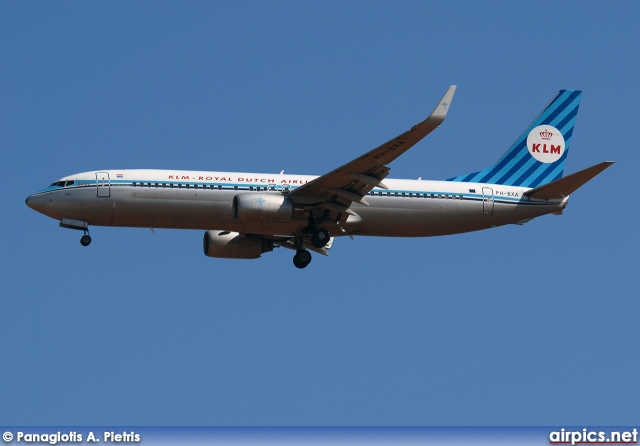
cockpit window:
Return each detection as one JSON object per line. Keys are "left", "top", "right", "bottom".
{"left": 48, "top": 180, "right": 76, "bottom": 188}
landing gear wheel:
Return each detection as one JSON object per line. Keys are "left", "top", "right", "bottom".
{"left": 293, "top": 249, "right": 312, "bottom": 269}
{"left": 80, "top": 234, "right": 92, "bottom": 247}
{"left": 311, "top": 228, "right": 330, "bottom": 248}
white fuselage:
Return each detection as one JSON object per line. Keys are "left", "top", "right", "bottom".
{"left": 26, "top": 169, "right": 567, "bottom": 238}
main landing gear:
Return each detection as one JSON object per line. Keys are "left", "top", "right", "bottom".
{"left": 291, "top": 218, "right": 331, "bottom": 268}
{"left": 305, "top": 214, "right": 331, "bottom": 249}
{"left": 292, "top": 225, "right": 329, "bottom": 269}
{"left": 310, "top": 227, "right": 330, "bottom": 249}
{"left": 293, "top": 249, "right": 312, "bottom": 269}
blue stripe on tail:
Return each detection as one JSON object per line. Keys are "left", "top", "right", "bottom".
{"left": 447, "top": 90, "right": 582, "bottom": 187}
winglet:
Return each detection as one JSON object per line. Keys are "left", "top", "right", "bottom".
{"left": 429, "top": 85, "right": 457, "bottom": 122}
{"left": 524, "top": 161, "right": 614, "bottom": 200}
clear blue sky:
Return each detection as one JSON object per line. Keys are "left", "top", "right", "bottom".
{"left": 2, "top": 1, "right": 638, "bottom": 425}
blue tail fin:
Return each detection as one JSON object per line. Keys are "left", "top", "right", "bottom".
{"left": 447, "top": 90, "right": 582, "bottom": 187}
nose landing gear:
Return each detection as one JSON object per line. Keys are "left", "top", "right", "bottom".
{"left": 59, "top": 218, "right": 92, "bottom": 247}
{"left": 80, "top": 232, "right": 92, "bottom": 247}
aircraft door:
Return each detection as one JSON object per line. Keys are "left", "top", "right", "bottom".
{"left": 96, "top": 172, "right": 111, "bottom": 197}
{"left": 482, "top": 187, "right": 494, "bottom": 215}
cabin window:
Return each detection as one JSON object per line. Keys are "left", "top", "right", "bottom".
{"left": 234, "top": 186, "right": 238, "bottom": 191}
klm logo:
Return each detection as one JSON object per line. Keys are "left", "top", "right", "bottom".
{"left": 526, "top": 125, "right": 565, "bottom": 164}
{"left": 531, "top": 143, "right": 562, "bottom": 154}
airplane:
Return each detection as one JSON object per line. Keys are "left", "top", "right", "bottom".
{"left": 26, "top": 86, "right": 613, "bottom": 269}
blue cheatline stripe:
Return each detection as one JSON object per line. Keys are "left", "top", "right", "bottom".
{"left": 446, "top": 90, "right": 582, "bottom": 187}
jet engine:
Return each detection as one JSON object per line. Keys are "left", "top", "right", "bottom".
{"left": 232, "top": 194, "right": 294, "bottom": 223}
{"left": 203, "top": 230, "right": 273, "bottom": 259}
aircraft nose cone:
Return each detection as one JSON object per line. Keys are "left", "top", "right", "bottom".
{"left": 25, "top": 193, "right": 47, "bottom": 213}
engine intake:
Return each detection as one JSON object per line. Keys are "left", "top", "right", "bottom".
{"left": 203, "top": 230, "right": 273, "bottom": 259}
{"left": 232, "top": 194, "right": 294, "bottom": 223}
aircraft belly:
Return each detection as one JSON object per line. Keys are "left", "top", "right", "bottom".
{"left": 352, "top": 198, "right": 562, "bottom": 237}
{"left": 110, "top": 188, "right": 233, "bottom": 229}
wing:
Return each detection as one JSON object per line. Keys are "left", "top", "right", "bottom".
{"left": 288, "top": 86, "right": 457, "bottom": 223}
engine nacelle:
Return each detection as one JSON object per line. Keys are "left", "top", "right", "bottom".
{"left": 203, "top": 230, "right": 273, "bottom": 259}
{"left": 232, "top": 193, "right": 294, "bottom": 223}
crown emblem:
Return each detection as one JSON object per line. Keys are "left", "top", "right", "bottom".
{"left": 539, "top": 129, "right": 553, "bottom": 140}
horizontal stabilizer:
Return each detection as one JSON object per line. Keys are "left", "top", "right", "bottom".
{"left": 524, "top": 161, "right": 614, "bottom": 200}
